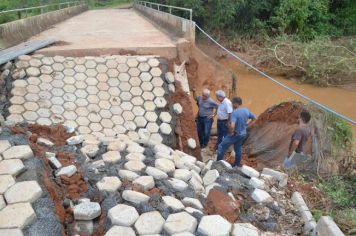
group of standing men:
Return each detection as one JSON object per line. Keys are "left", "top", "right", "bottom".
{"left": 193, "top": 88, "right": 312, "bottom": 169}
{"left": 192, "top": 88, "right": 255, "bottom": 167}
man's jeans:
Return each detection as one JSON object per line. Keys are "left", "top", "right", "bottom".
{"left": 216, "top": 119, "right": 229, "bottom": 149}
{"left": 217, "top": 133, "right": 246, "bottom": 166}
{"left": 196, "top": 116, "right": 213, "bottom": 148}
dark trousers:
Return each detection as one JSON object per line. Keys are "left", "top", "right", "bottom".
{"left": 217, "top": 133, "right": 246, "bottom": 167}
{"left": 216, "top": 119, "right": 229, "bottom": 149}
{"left": 196, "top": 116, "right": 213, "bottom": 148}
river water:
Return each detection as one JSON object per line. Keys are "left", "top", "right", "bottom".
{"left": 218, "top": 58, "right": 356, "bottom": 136}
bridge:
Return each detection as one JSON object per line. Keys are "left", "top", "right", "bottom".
{"left": 0, "top": 1, "right": 348, "bottom": 236}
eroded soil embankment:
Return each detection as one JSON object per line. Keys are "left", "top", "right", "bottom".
{"left": 11, "top": 124, "right": 102, "bottom": 235}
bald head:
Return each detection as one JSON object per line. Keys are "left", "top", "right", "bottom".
{"left": 202, "top": 89, "right": 210, "bottom": 100}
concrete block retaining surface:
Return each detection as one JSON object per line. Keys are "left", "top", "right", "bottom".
{"left": 0, "top": 5, "right": 88, "bottom": 49}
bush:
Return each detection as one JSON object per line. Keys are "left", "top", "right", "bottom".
{"left": 153, "top": 0, "right": 356, "bottom": 40}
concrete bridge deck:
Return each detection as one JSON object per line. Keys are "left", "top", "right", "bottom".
{"left": 33, "top": 9, "right": 177, "bottom": 58}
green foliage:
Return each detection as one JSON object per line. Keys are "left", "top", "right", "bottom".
{"left": 154, "top": 0, "right": 355, "bottom": 40}
{"left": 325, "top": 112, "right": 354, "bottom": 149}
{"left": 87, "top": 0, "right": 132, "bottom": 9}
{"left": 318, "top": 176, "right": 355, "bottom": 208}
{"left": 0, "top": 0, "right": 83, "bottom": 24}
{"left": 270, "top": 0, "right": 331, "bottom": 40}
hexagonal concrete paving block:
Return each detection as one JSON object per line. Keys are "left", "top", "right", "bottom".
{"left": 108, "top": 204, "right": 139, "bottom": 226}
{"left": 160, "top": 123, "right": 172, "bottom": 135}
{"left": 0, "top": 202, "right": 36, "bottom": 229}
{"left": 145, "top": 112, "right": 158, "bottom": 122}
{"left": 154, "top": 97, "right": 167, "bottom": 108}
{"left": 148, "top": 58, "right": 160, "bottom": 67}
{"left": 4, "top": 180, "right": 42, "bottom": 204}
{"left": 134, "top": 117, "right": 148, "bottom": 128}
{"left": 159, "top": 112, "right": 172, "bottom": 123}
{"left": 127, "top": 58, "right": 139, "bottom": 67}
{"left": 96, "top": 176, "right": 122, "bottom": 192}
{"left": 134, "top": 211, "right": 165, "bottom": 235}
{"left": 139, "top": 72, "right": 152, "bottom": 82}
{"left": 151, "top": 77, "right": 164, "bottom": 87}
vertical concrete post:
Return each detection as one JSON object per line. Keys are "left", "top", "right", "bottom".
{"left": 292, "top": 192, "right": 317, "bottom": 234}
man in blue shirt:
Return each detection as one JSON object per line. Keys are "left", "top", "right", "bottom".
{"left": 217, "top": 97, "right": 256, "bottom": 167}
{"left": 193, "top": 88, "right": 219, "bottom": 148}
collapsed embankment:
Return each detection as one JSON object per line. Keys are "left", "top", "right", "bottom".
{"left": 243, "top": 101, "right": 355, "bottom": 176}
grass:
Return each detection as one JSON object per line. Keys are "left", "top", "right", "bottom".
{"left": 315, "top": 176, "right": 356, "bottom": 233}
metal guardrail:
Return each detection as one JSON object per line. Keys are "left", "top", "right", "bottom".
{"left": 135, "top": 1, "right": 193, "bottom": 22}
{"left": 0, "top": 1, "right": 84, "bottom": 21}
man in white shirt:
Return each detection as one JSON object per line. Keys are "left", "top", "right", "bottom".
{"left": 215, "top": 90, "right": 233, "bottom": 149}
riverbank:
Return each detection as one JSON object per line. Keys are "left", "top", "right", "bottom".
{"left": 196, "top": 40, "right": 356, "bottom": 137}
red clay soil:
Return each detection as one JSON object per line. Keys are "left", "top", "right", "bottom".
{"left": 169, "top": 81, "right": 202, "bottom": 160}
{"left": 204, "top": 189, "right": 240, "bottom": 223}
{"left": 12, "top": 124, "right": 92, "bottom": 236}
{"left": 254, "top": 101, "right": 304, "bottom": 126}
{"left": 28, "top": 124, "right": 74, "bottom": 146}
{"left": 244, "top": 101, "right": 312, "bottom": 170}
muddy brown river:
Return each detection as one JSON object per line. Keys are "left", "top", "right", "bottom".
{"left": 218, "top": 58, "right": 356, "bottom": 136}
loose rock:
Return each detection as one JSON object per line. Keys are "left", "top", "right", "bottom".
{"left": 56, "top": 165, "right": 77, "bottom": 177}
{"left": 37, "top": 137, "right": 54, "bottom": 147}
{"left": 251, "top": 189, "right": 273, "bottom": 203}
{"left": 241, "top": 165, "right": 259, "bottom": 178}
{"left": 173, "top": 103, "right": 183, "bottom": 114}
{"left": 81, "top": 145, "right": 100, "bottom": 158}
{"left": 66, "top": 135, "right": 84, "bottom": 145}
{"left": 145, "top": 166, "right": 168, "bottom": 180}
{"left": 203, "top": 169, "right": 219, "bottom": 186}
{"left": 73, "top": 202, "right": 101, "bottom": 220}
{"left": 122, "top": 190, "right": 149, "bottom": 204}
{"left": 187, "top": 138, "right": 196, "bottom": 149}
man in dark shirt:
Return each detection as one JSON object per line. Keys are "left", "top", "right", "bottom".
{"left": 192, "top": 88, "right": 219, "bottom": 148}
{"left": 284, "top": 110, "right": 311, "bottom": 168}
